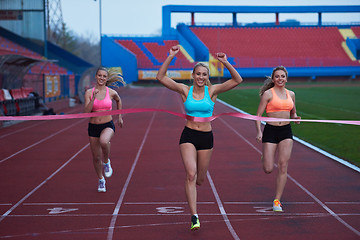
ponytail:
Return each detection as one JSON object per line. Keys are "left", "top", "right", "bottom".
{"left": 96, "top": 66, "right": 126, "bottom": 87}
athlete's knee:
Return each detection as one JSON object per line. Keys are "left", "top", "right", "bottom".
{"left": 186, "top": 172, "right": 197, "bottom": 183}
{"left": 277, "top": 161, "right": 288, "bottom": 174}
{"left": 263, "top": 165, "right": 273, "bottom": 174}
{"left": 99, "top": 139, "right": 109, "bottom": 149}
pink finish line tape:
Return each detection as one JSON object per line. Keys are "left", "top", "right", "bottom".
{"left": 0, "top": 108, "right": 359, "bottom": 126}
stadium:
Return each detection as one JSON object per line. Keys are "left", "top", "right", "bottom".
{"left": 0, "top": 1, "right": 359, "bottom": 239}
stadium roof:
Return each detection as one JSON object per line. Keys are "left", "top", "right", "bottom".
{"left": 162, "top": 5, "right": 360, "bottom": 35}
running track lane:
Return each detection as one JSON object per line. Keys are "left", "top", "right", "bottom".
{"left": 0, "top": 87, "right": 359, "bottom": 240}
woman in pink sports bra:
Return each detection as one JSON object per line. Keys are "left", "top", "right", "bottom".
{"left": 84, "top": 67, "right": 125, "bottom": 193}
{"left": 255, "top": 66, "right": 300, "bottom": 212}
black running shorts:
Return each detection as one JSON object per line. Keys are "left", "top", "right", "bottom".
{"left": 262, "top": 124, "right": 293, "bottom": 144}
{"left": 179, "top": 126, "right": 213, "bottom": 150}
{"left": 88, "top": 120, "right": 115, "bottom": 138}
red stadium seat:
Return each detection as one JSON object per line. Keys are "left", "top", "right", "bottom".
{"left": 190, "top": 26, "right": 359, "bottom": 68}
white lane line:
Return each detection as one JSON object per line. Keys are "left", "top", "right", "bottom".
{"left": 325, "top": 202, "right": 360, "bottom": 204}
{"left": 23, "top": 202, "right": 115, "bottom": 205}
{"left": 0, "top": 119, "right": 87, "bottom": 164}
{"left": 0, "top": 143, "right": 89, "bottom": 223}
{"left": 0, "top": 108, "right": 81, "bottom": 140}
{"left": 288, "top": 174, "right": 360, "bottom": 236}
{"left": 5, "top": 213, "right": 360, "bottom": 218}
{"left": 293, "top": 136, "right": 360, "bottom": 173}
{"left": 107, "top": 97, "right": 161, "bottom": 240}
{"left": 0, "top": 121, "right": 44, "bottom": 139}
{"left": 207, "top": 172, "right": 240, "bottom": 240}
{"left": 175, "top": 94, "right": 241, "bottom": 239}
{"left": 124, "top": 202, "right": 215, "bottom": 205}
{"left": 217, "top": 101, "right": 360, "bottom": 237}
{"left": 224, "top": 202, "right": 315, "bottom": 205}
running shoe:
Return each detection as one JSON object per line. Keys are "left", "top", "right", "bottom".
{"left": 190, "top": 215, "right": 200, "bottom": 231}
{"left": 104, "top": 159, "right": 113, "bottom": 178}
{"left": 98, "top": 178, "right": 106, "bottom": 193}
{"left": 273, "top": 199, "right": 283, "bottom": 212}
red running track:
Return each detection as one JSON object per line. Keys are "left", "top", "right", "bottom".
{"left": 0, "top": 87, "right": 359, "bottom": 240}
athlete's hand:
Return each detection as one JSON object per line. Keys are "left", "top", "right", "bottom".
{"left": 256, "top": 132, "right": 262, "bottom": 143}
{"left": 294, "top": 116, "right": 301, "bottom": 124}
{"left": 169, "top": 45, "right": 180, "bottom": 56}
{"left": 118, "top": 115, "right": 123, "bottom": 128}
{"left": 92, "top": 89, "right": 99, "bottom": 99}
{"left": 216, "top": 52, "right": 227, "bottom": 63}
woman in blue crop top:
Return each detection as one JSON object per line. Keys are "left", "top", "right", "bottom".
{"left": 156, "top": 45, "right": 243, "bottom": 231}
{"left": 84, "top": 66, "right": 126, "bottom": 193}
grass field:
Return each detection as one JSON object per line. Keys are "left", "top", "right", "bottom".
{"left": 218, "top": 81, "right": 360, "bottom": 167}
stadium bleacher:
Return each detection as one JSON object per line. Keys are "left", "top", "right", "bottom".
{"left": 0, "top": 36, "right": 42, "bottom": 60}
{"left": 115, "top": 39, "right": 193, "bottom": 69}
{"left": 351, "top": 26, "right": 360, "bottom": 37}
{"left": 0, "top": 34, "right": 78, "bottom": 117}
{"left": 190, "top": 26, "right": 360, "bottom": 68}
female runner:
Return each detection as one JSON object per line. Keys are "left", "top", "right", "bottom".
{"left": 156, "top": 46, "right": 243, "bottom": 230}
{"left": 255, "top": 66, "right": 300, "bottom": 211}
{"left": 84, "top": 67, "right": 125, "bottom": 192}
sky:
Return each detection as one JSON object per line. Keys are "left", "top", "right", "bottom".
{"left": 61, "top": 0, "right": 360, "bottom": 42}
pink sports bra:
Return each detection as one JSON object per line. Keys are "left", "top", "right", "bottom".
{"left": 91, "top": 87, "right": 112, "bottom": 112}
{"left": 266, "top": 88, "right": 294, "bottom": 113}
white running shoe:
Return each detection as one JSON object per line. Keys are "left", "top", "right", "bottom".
{"left": 273, "top": 199, "right": 283, "bottom": 212}
{"left": 104, "top": 159, "right": 113, "bottom": 178}
{"left": 98, "top": 178, "right": 106, "bottom": 193}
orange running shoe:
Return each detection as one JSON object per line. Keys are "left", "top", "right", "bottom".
{"left": 273, "top": 199, "right": 283, "bottom": 212}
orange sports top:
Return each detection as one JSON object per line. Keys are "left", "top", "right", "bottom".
{"left": 266, "top": 88, "right": 294, "bottom": 113}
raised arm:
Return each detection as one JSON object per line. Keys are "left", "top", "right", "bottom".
{"left": 210, "top": 53, "right": 243, "bottom": 96}
{"left": 156, "top": 46, "right": 188, "bottom": 96}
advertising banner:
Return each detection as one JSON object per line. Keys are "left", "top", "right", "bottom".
{"left": 138, "top": 70, "right": 192, "bottom": 80}
{"left": 44, "top": 75, "right": 61, "bottom": 98}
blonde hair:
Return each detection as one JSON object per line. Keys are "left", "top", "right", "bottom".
{"left": 192, "top": 62, "right": 211, "bottom": 86}
{"left": 96, "top": 66, "right": 126, "bottom": 87}
{"left": 259, "top": 66, "right": 288, "bottom": 96}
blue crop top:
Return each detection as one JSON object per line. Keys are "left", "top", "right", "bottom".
{"left": 184, "top": 86, "right": 215, "bottom": 118}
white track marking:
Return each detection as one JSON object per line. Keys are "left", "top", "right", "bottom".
{"left": 5, "top": 212, "right": 360, "bottom": 218}
{"left": 124, "top": 202, "right": 215, "bottom": 205}
{"left": 2, "top": 213, "right": 354, "bottom": 240}
{"left": 0, "top": 119, "right": 87, "bottom": 164}
{"left": 288, "top": 174, "right": 360, "bottom": 236}
{"left": 0, "top": 108, "right": 81, "bottom": 139}
{"left": 217, "top": 100, "right": 360, "bottom": 237}
{"left": 224, "top": 202, "right": 315, "bottom": 205}
{"left": 207, "top": 172, "right": 240, "bottom": 240}
{"left": 107, "top": 112, "right": 156, "bottom": 240}
{"left": 107, "top": 88, "right": 165, "bottom": 240}
{"left": 23, "top": 202, "right": 115, "bottom": 205}
{"left": 0, "top": 122, "right": 43, "bottom": 139}
{"left": 325, "top": 202, "right": 360, "bottom": 204}
{"left": 293, "top": 136, "right": 360, "bottom": 172}
{"left": 176, "top": 93, "right": 241, "bottom": 239}
{"left": 0, "top": 143, "right": 89, "bottom": 223}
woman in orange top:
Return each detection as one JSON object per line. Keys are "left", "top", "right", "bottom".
{"left": 255, "top": 66, "right": 300, "bottom": 212}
